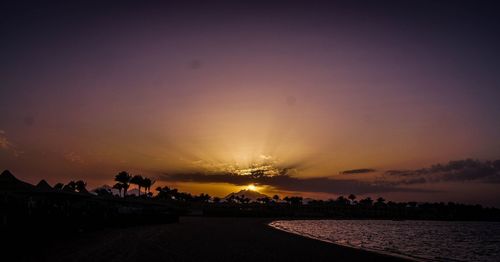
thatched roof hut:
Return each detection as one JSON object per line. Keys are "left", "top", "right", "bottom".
{"left": 0, "top": 170, "right": 35, "bottom": 192}
{"left": 35, "top": 179, "right": 53, "bottom": 192}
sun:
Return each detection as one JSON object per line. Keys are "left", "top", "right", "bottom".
{"left": 246, "top": 184, "right": 258, "bottom": 191}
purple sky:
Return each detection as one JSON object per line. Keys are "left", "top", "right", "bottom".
{"left": 1, "top": 1, "right": 500, "bottom": 206}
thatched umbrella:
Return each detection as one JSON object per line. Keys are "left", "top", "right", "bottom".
{"left": 0, "top": 170, "right": 35, "bottom": 193}
{"left": 35, "top": 179, "right": 54, "bottom": 193}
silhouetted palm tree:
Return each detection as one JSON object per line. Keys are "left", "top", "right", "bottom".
{"left": 130, "top": 175, "right": 144, "bottom": 196}
{"left": 112, "top": 182, "right": 124, "bottom": 197}
{"left": 242, "top": 197, "right": 250, "bottom": 204}
{"left": 63, "top": 181, "right": 77, "bottom": 192}
{"left": 348, "top": 194, "right": 357, "bottom": 205}
{"left": 257, "top": 196, "right": 271, "bottom": 204}
{"left": 336, "top": 196, "right": 349, "bottom": 206}
{"left": 156, "top": 186, "right": 169, "bottom": 199}
{"left": 75, "top": 180, "right": 88, "bottom": 193}
{"left": 235, "top": 195, "right": 243, "bottom": 203}
{"left": 171, "top": 188, "right": 179, "bottom": 200}
{"left": 213, "top": 197, "right": 221, "bottom": 203}
{"left": 115, "top": 171, "right": 131, "bottom": 197}
{"left": 235, "top": 194, "right": 250, "bottom": 204}
{"left": 273, "top": 194, "right": 280, "bottom": 202}
{"left": 142, "top": 177, "right": 155, "bottom": 195}
{"left": 196, "top": 193, "right": 211, "bottom": 202}
{"left": 359, "top": 197, "right": 373, "bottom": 207}
{"left": 283, "top": 196, "right": 302, "bottom": 205}
{"left": 376, "top": 197, "right": 386, "bottom": 205}
{"left": 226, "top": 195, "right": 236, "bottom": 203}
{"left": 283, "top": 196, "right": 291, "bottom": 204}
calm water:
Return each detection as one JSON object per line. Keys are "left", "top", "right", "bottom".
{"left": 269, "top": 220, "right": 500, "bottom": 262}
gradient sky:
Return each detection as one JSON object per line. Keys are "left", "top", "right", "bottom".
{"left": 1, "top": 1, "right": 500, "bottom": 206}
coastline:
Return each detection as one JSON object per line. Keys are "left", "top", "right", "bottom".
{"left": 13, "top": 217, "right": 409, "bottom": 262}
{"left": 268, "top": 220, "right": 421, "bottom": 262}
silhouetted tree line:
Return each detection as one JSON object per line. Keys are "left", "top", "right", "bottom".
{"left": 110, "top": 171, "right": 155, "bottom": 197}
{"left": 199, "top": 193, "right": 500, "bottom": 220}
{"left": 54, "top": 180, "right": 88, "bottom": 193}
{"left": 2, "top": 169, "right": 500, "bottom": 227}
{"left": 149, "top": 183, "right": 500, "bottom": 220}
{"left": 156, "top": 186, "right": 211, "bottom": 203}
{"left": 299, "top": 194, "right": 500, "bottom": 221}
{"left": 106, "top": 171, "right": 500, "bottom": 221}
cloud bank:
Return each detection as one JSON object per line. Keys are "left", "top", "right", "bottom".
{"left": 161, "top": 170, "right": 424, "bottom": 195}
{"left": 160, "top": 159, "right": 500, "bottom": 195}
{"left": 340, "top": 168, "right": 376, "bottom": 175}
{"left": 384, "top": 159, "right": 500, "bottom": 185}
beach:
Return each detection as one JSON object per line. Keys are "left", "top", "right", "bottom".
{"left": 15, "top": 217, "right": 408, "bottom": 262}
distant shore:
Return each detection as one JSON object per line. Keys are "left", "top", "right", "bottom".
{"left": 14, "top": 217, "right": 408, "bottom": 262}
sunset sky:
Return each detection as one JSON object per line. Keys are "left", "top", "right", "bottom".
{"left": 1, "top": 1, "right": 500, "bottom": 206}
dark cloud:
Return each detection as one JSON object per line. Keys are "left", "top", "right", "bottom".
{"left": 159, "top": 159, "right": 500, "bottom": 195}
{"left": 340, "top": 168, "right": 376, "bottom": 175}
{"left": 384, "top": 159, "right": 500, "bottom": 184}
{"left": 161, "top": 171, "right": 426, "bottom": 195}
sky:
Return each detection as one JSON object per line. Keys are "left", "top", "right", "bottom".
{"left": 1, "top": 0, "right": 500, "bottom": 206}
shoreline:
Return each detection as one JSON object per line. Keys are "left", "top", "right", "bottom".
{"left": 14, "top": 216, "right": 409, "bottom": 262}
{"left": 268, "top": 221, "right": 421, "bottom": 262}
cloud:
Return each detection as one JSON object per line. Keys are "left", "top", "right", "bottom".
{"left": 0, "top": 130, "right": 11, "bottom": 150}
{"left": 64, "top": 152, "right": 85, "bottom": 164}
{"left": 340, "top": 168, "right": 376, "bottom": 174}
{"left": 384, "top": 159, "right": 500, "bottom": 184}
{"left": 161, "top": 170, "right": 425, "bottom": 195}
{"left": 159, "top": 158, "right": 500, "bottom": 195}
{"left": 0, "top": 130, "right": 22, "bottom": 157}
{"left": 259, "top": 154, "right": 273, "bottom": 160}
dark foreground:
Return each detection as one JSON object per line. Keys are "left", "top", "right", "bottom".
{"left": 10, "top": 217, "right": 408, "bottom": 262}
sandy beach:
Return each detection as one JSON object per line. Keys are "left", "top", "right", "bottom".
{"left": 13, "top": 217, "right": 408, "bottom": 262}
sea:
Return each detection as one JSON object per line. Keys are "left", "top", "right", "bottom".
{"left": 269, "top": 220, "right": 500, "bottom": 262}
